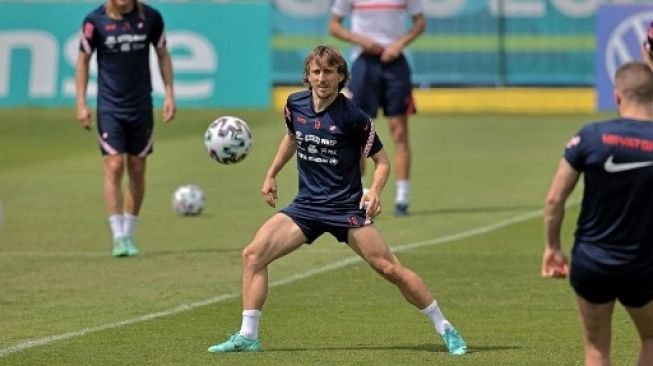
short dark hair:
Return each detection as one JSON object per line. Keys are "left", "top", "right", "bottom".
{"left": 615, "top": 62, "right": 653, "bottom": 104}
{"left": 302, "top": 45, "right": 349, "bottom": 91}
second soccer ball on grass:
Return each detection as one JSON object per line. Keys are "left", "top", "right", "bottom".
{"left": 172, "top": 184, "right": 205, "bottom": 216}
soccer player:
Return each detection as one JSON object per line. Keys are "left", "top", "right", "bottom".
{"left": 75, "top": 0, "right": 176, "bottom": 257}
{"left": 542, "top": 61, "right": 653, "bottom": 366}
{"left": 207, "top": 45, "right": 466, "bottom": 355}
{"left": 328, "top": 0, "right": 425, "bottom": 217}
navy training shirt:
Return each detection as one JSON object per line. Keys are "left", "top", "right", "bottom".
{"left": 79, "top": 4, "right": 165, "bottom": 112}
{"left": 564, "top": 118, "right": 653, "bottom": 265}
{"left": 284, "top": 90, "right": 383, "bottom": 210}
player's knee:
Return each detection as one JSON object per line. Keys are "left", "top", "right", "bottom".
{"left": 373, "top": 260, "right": 403, "bottom": 283}
{"left": 105, "top": 158, "right": 124, "bottom": 174}
{"left": 241, "top": 245, "right": 264, "bottom": 271}
{"left": 128, "top": 163, "right": 145, "bottom": 177}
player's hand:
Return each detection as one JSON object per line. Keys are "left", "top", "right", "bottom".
{"left": 360, "top": 189, "right": 382, "bottom": 218}
{"left": 380, "top": 43, "right": 402, "bottom": 63}
{"left": 163, "top": 96, "right": 176, "bottom": 123}
{"left": 541, "top": 247, "right": 569, "bottom": 279}
{"left": 261, "top": 176, "right": 278, "bottom": 208}
{"left": 76, "top": 104, "right": 92, "bottom": 131}
{"left": 361, "top": 38, "right": 384, "bottom": 56}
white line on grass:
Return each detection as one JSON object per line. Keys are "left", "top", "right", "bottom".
{"left": 0, "top": 206, "right": 557, "bottom": 358}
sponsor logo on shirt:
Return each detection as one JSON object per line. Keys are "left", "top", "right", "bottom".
{"left": 602, "top": 133, "right": 653, "bottom": 152}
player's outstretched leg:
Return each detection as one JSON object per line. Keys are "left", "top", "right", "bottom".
{"left": 207, "top": 333, "right": 260, "bottom": 353}
{"left": 348, "top": 226, "right": 467, "bottom": 355}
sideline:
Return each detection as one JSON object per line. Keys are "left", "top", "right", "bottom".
{"left": 0, "top": 205, "right": 559, "bottom": 358}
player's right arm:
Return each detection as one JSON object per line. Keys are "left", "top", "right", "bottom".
{"left": 541, "top": 158, "right": 579, "bottom": 278}
{"left": 75, "top": 51, "right": 92, "bottom": 130}
{"left": 76, "top": 18, "right": 96, "bottom": 131}
{"left": 261, "top": 133, "right": 296, "bottom": 208}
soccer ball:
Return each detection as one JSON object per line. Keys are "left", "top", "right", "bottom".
{"left": 204, "top": 116, "right": 253, "bottom": 164}
{"left": 172, "top": 184, "right": 205, "bottom": 216}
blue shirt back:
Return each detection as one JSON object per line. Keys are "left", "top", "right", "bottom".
{"left": 564, "top": 118, "right": 653, "bottom": 264}
{"left": 79, "top": 4, "right": 165, "bottom": 112}
{"left": 284, "top": 91, "right": 383, "bottom": 210}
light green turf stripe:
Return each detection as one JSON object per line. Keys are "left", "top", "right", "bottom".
{"left": 272, "top": 35, "right": 595, "bottom": 52}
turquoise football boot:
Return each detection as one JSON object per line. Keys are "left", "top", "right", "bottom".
{"left": 208, "top": 333, "right": 260, "bottom": 353}
{"left": 441, "top": 327, "right": 467, "bottom": 355}
{"left": 123, "top": 236, "right": 140, "bottom": 256}
{"left": 112, "top": 237, "right": 129, "bottom": 257}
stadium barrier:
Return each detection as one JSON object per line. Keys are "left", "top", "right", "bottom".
{"left": 273, "top": 86, "right": 594, "bottom": 114}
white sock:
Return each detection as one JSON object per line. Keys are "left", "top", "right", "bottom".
{"left": 239, "top": 309, "right": 261, "bottom": 339}
{"left": 123, "top": 213, "right": 138, "bottom": 238}
{"left": 420, "top": 300, "right": 452, "bottom": 335}
{"left": 396, "top": 180, "right": 410, "bottom": 205}
{"left": 108, "top": 214, "right": 125, "bottom": 240}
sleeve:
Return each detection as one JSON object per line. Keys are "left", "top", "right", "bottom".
{"left": 150, "top": 9, "right": 166, "bottom": 48}
{"left": 284, "top": 101, "right": 295, "bottom": 136}
{"left": 331, "top": 0, "right": 351, "bottom": 17}
{"left": 357, "top": 113, "right": 383, "bottom": 158}
{"left": 78, "top": 15, "right": 98, "bottom": 55}
{"left": 406, "top": 0, "right": 424, "bottom": 16}
{"left": 563, "top": 125, "right": 589, "bottom": 172}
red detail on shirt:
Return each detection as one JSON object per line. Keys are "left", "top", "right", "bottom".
{"left": 83, "top": 22, "right": 95, "bottom": 38}
{"left": 352, "top": 3, "right": 406, "bottom": 11}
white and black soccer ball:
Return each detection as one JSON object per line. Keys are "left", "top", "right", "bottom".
{"left": 204, "top": 116, "right": 253, "bottom": 164}
{"left": 172, "top": 184, "right": 205, "bottom": 216}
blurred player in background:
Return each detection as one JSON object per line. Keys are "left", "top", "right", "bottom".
{"left": 329, "top": 0, "right": 425, "bottom": 217}
{"left": 76, "top": 0, "right": 176, "bottom": 257}
{"left": 542, "top": 61, "right": 653, "bottom": 366}
{"left": 207, "top": 45, "right": 466, "bottom": 356}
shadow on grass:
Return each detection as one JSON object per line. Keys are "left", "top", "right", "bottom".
{"left": 265, "top": 343, "right": 518, "bottom": 354}
{"left": 144, "top": 247, "right": 243, "bottom": 256}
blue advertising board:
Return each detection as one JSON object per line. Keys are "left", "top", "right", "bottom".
{"left": 596, "top": 4, "right": 653, "bottom": 111}
{"left": 0, "top": 1, "right": 271, "bottom": 108}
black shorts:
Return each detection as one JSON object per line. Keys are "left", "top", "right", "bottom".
{"left": 280, "top": 202, "right": 370, "bottom": 244}
{"left": 349, "top": 54, "right": 416, "bottom": 119}
{"left": 570, "top": 243, "right": 653, "bottom": 307}
{"left": 97, "top": 108, "right": 154, "bottom": 156}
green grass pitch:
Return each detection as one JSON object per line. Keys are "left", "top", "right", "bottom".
{"left": 0, "top": 107, "right": 640, "bottom": 365}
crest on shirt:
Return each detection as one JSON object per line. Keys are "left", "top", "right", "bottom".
{"left": 105, "top": 23, "right": 116, "bottom": 32}
{"left": 566, "top": 135, "right": 581, "bottom": 148}
{"left": 83, "top": 22, "right": 95, "bottom": 38}
{"left": 349, "top": 216, "right": 358, "bottom": 226}
{"left": 297, "top": 116, "right": 306, "bottom": 124}
{"left": 313, "top": 119, "right": 321, "bottom": 130}
{"left": 329, "top": 125, "right": 337, "bottom": 133}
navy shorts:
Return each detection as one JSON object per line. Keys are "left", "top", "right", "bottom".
{"left": 97, "top": 108, "right": 154, "bottom": 156}
{"left": 280, "top": 202, "right": 370, "bottom": 244}
{"left": 570, "top": 243, "right": 653, "bottom": 308}
{"left": 348, "top": 54, "right": 416, "bottom": 119}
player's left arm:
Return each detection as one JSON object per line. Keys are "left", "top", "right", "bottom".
{"left": 155, "top": 46, "right": 176, "bottom": 123}
{"left": 541, "top": 158, "right": 579, "bottom": 279}
{"left": 381, "top": 13, "right": 425, "bottom": 63}
{"left": 363, "top": 149, "right": 390, "bottom": 218}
